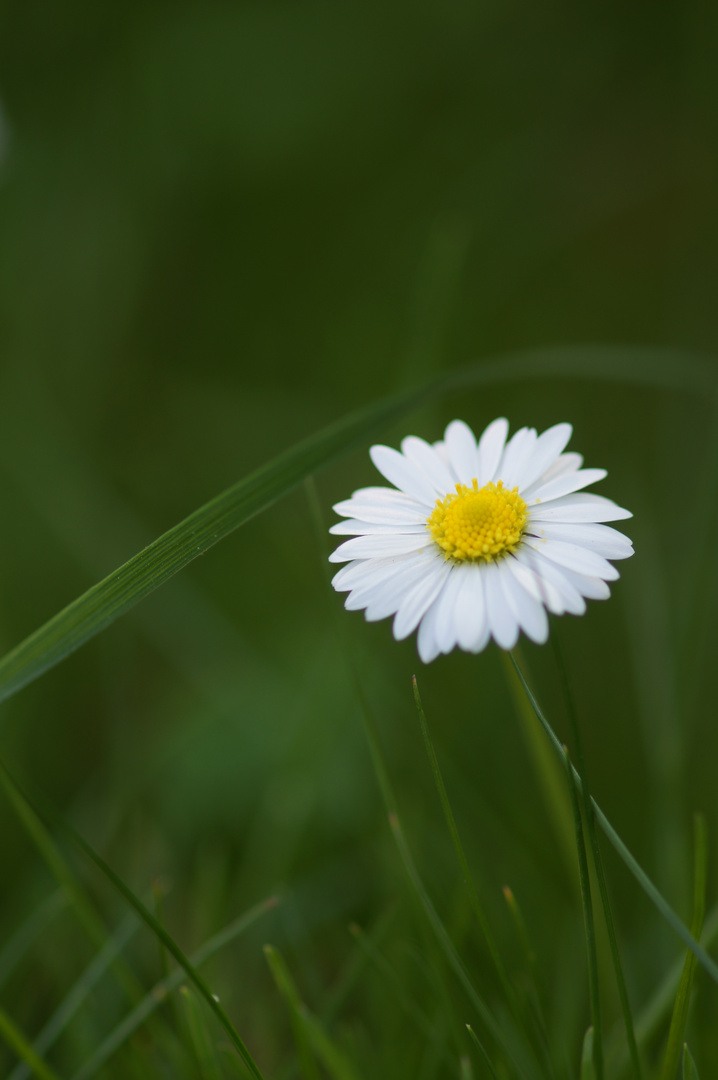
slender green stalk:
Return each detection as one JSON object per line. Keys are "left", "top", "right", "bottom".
{"left": 508, "top": 652, "right": 718, "bottom": 988}
{"left": 563, "top": 746, "right": 603, "bottom": 1080}
{"left": 72, "top": 895, "right": 277, "bottom": 1080}
{"left": 0, "top": 757, "right": 267, "bottom": 1080}
{"left": 551, "top": 635, "right": 641, "bottom": 1079}
{"left": 465, "top": 1025, "right": 501, "bottom": 1080}
{"left": 660, "top": 814, "right": 707, "bottom": 1080}
{"left": 0, "top": 1008, "right": 62, "bottom": 1080}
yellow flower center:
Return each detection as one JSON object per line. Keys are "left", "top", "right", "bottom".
{"left": 427, "top": 479, "right": 527, "bottom": 562}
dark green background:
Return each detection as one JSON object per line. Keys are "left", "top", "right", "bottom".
{"left": 0, "top": 2, "right": 717, "bottom": 1075}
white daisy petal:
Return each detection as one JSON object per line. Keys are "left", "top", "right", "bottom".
{"left": 484, "top": 561, "right": 520, "bottom": 649}
{"left": 433, "top": 564, "right": 467, "bottom": 654}
{"left": 497, "top": 427, "right": 537, "bottom": 489}
{"left": 524, "top": 468, "right": 608, "bottom": 504}
{"left": 498, "top": 560, "right": 549, "bottom": 644}
{"left": 361, "top": 554, "right": 444, "bottom": 621}
{"left": 444, "top": 420, "right": 481, "bottom": 485}
{"left": 528, "top": 492, "right": 633, "bottom": 523}
{"left": 453, "top": 564, "right": 489, "bottom": 652}
{"left": 538, "top": 451, "right": 583, "bottom": 483}
{"left": 393, "top": 561, "right": 452, "bottom": 640}
{"left": 417, "top": 596, "right": 443, "bottom": 663}
{"left": 518, "top": 548, "right": 587, "bottom": 615}
{"left": 526, "top": 521, "right": 634, "bottom": 559}
{"left": 516, "top": 422, "right": 573, "bottom": 491}
{"left": 330, "top": 416, "right": 633, "bottom": 660}
{"left": 369, "top": 445, "right": 438, "bottom": 506}
{"left": 558, "top": 566, "right": 612, "bottom": 601}
{"left": 524, "top": 537, "right": 620, "bottom": 581}
{"left": 476, "top": 417, "right": 509, "bottom": 486}
{"left": 400, "top": 436, "right": 456, "bottom": 494}
{"left": 329, "top": 533, "right": 428, "bottom": 563}
{"left": 333, "top": 490, "right": 428, "bottom": 525}
{"left": 329, "top": 519, "right": 429, "bottom": 536}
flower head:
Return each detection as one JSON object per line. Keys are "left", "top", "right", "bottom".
{"left": 329, "top": 419, "right": 633, "bottom": 662}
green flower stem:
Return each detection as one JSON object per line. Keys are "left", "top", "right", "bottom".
{"left": 508, "top": 652, "right": 718, "bottom": 988}
{"left": 563, "top": 745, "right": 603, "bottom": 1080}
{"left": 551, "top": 635, "right": 642, "bottom": 1080}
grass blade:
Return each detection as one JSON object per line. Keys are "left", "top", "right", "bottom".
{"left": 0, "top": 1008, "right": 62, "bottom": 1080}
{"left": 0, "top": 346, "right": 713, "bottom": 709}
{"left": 551, "top": 636, "right": 641, "bottom": 1079}
{"left": 508, "top": 653, "right": 718, "bottom": 989}
{"left": 682, "top": 1043, "right": 700, "bottom": 1080}
{"left": 179, "top": 985, "right": 225, "bottom": 1080}
{"left": 0, "top": 756, "right": 268, "bottom": 1080}
{"left": 580, "top": 1028, "right": 595, "bottom": 1080}
{"left": 465, "top": 1024, "right": 501, "bottom": 1080}
{"left": 563, "top": 746, "right": 603, "bottom": 1080}
{"left": 72, "top": 895, "right": 277, "bottom": 1080}
{"left": 659, "top": 814, "right": 708, "bottom": 1080}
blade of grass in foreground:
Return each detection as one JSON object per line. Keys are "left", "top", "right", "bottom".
{"left": 659, "top": 814, "right": 707, "bottom": 1080}
{"left": 0, "top": 345, "right": 713, "bottom": 709}
{"left": 508, "top": 653, "right": 718, "bottom": 989}
{"left": 563, "top": 746, "right": 603, "bottom": 1080}
{"left": 0, "top": 757, "right": 268, "bottom": 1080}
{"left": 0, "top": 1009, "right": 62, "bottom": 1080}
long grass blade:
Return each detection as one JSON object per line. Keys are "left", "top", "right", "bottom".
{"left": 563, "top": 746, "right": 603, "bottom": 1080}
{"left": 0, "top": 890, "right": 66, "bottom": 990}
{"left": 0, "top": 1008, "right": 62, "bottom": 1080}
{"left": 465, "top": 1024, "right": 501, "bottom": 1080}
{"left": 508, "top": 653, "right": 718, "bottom": 988}
{"left": 72, "top": 895, "right": 277, "bottom": 1080}
{"left": 659, "top": 814, "right": 708, "bottom": 1080}
{"left": 682, "top": 1043, "right": 700, "bottom": 1080}
{"left": 0, "top": 346, "right": 713, "bottom": 709}
{"left": 179, "top": 986, "right": 225, "bottom": 1080}
{"left": 0, "top": 757, "right": 268, "bottom": 1080}
{"left": 551, "top": 636, "right": 641, "bottom": 1079}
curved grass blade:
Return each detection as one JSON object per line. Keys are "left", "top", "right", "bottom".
{"left": 508, "top": 654, "right": 718, "bottom": 989}
{"left": 72, "top": 895, "right": 277, "bottom": 1080}
{"left": 550, "top": 636, "right": 641, "bottom": 1079}
{"left": 0, "top": 890, "right": 66, "bottom": 990}
{"left": 0, "top": 346, "right": 714, "bottom": 709}
{"left": 179, "top": 986, "right": 224, "bottom": 1080}
{"left": 659, "top": 814, "right": 707, "bottom": 1080}
{"left": 682, "top": 1044, "right": 700, "bottom": 1080}
{"left": 0, "top": 757, "right": 268, "bottom": 1080}
{"left": 465, "top": 1024, "right": 501, "bottom": 1080}
{"left": 563, "top": 747, "right": 603, "bottom": 1080}
{"left": 0, "top": 1008, "right": 62, "bottom": 1080}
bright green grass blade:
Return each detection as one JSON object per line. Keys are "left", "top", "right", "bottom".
{"left": 0, "top": 345, "right": 713, "bottom": 709}
{"left": 465, "top": 1024, "right": 501, "bottom": 1080}
{"left": 71, "top": 895, "right": 277, "bottom": 1080}
{"left": 265, "top": 945, "right": 359, "bottom": 1080}
{"left": 0, "top": 890, "right": 66, "bottom": 990}
{"left": 508, "top": 653, "right": 718, "bottom": 989}
{"left": 607, "top": 903, "right": 718, "bottom": 1077}
{"left": 0, "top": 1007, "right": 62, "bottom": 1080}
{"left": 563, "top": 747, "right": 603, "bottom": 1080}
{"left": 179, "top": 986, "right": 225, "bottom": 1080}
{"left": 8, "top": 912, "right": 140, "bottom": 1080}
{"left": 682, "top": 1043, "right": 700, "bottom": 1080}
{"left": 580, "top": 1028, "right": 595, "bottom": 1080}
{"left": 659, "top": 814, "right": 708, "bottom": 1080}
{"left": 0, "top": 757, "right": 268, "bottom": 1080}
{"left": 460, "top": 1053, "right": 475, "bottom": 1080}
{"left": 550, "top": 635, "right": 641, "bottom": 1080}
{"left": 0, "top": 760, "right": 149, "bottom": 1012}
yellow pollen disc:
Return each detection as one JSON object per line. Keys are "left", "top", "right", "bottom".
{"left": 427, "top": 479, "right": 527, "bottom": 562}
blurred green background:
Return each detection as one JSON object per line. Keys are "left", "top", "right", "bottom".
{"left": 0, "top": 2, "right": 717, "bottom": 1076}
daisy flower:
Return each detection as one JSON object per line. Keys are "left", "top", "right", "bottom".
{"left": 329, "top": 419, "right": 633, "bottom": 663}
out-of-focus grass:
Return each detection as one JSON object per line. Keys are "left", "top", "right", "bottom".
{"left": 0, "top": 1, "right": 717, "bottom": 1076}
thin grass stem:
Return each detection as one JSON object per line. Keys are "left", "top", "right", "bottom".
{"left": 551, "top": 634, "right": 642, "bottom": 1079}
{"left": 563, "top": 745, "right": 603, "bottom": 1079}
{"left": 659, "top": 814, "right": 707, "bottom": 1080}
{"left": 508, "top": 652, "right": 718, "bottom": 988}
{"left": 0, "top": 1008, "right": 62, "bottom": 1080}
